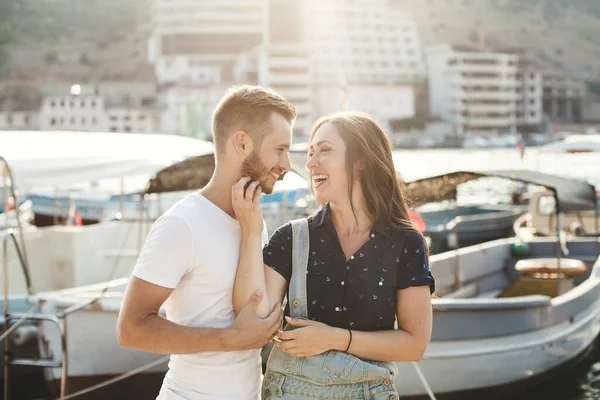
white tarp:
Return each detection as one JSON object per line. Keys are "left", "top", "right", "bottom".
{"left": 0, "top": 130, "right": 214, "bottom": 191}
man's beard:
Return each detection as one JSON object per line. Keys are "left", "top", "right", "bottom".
{"left": 240, "top": 150, "right": 276, "bottom": 194}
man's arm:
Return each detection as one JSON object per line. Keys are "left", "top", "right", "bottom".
{"left": 117, "top": 276, "right": 282, "bottom": 354}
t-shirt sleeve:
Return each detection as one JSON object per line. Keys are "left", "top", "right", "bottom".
{"left": 396, "top": 231, "right": 436, "bottom": 294}
{"left": 132, "top": 214, "right": 193, "bottom": 289}
{"left": 262, "top": 222, "right": 293, "bottom": 283}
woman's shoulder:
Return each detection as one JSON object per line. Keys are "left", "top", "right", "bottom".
{"left": 392, "top": 224, "right": 426, "bottom": 246}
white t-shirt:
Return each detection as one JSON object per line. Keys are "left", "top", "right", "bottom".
{"left": 132, "top": 193, "right": 268, "bottom": 400}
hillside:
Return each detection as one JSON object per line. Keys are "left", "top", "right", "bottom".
{"left": 1, "top": 0, "right": 599, "bottom": 82}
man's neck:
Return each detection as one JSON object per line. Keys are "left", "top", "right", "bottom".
{"left": 199, "top": 167, "right": 241, "bottom": 219}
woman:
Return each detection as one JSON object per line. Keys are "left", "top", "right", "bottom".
{"left": 232, "top": 111, "right": 435, "bottom": 399}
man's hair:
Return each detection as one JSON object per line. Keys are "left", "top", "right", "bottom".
{"left": 211, "top": 85, "right": 296, "bottom": 155}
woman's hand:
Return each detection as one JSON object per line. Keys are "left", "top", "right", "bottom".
{"left": 273, "top": 316, "right": 349, "bottom": 357}
{"left": 232, "top": 176, "right": 264, "bottom": 236}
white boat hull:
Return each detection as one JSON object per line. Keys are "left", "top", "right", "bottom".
{"left": 396, "top": 295, "right": 600, "bottom": 396}
{"left": 35, "top": 278, "right": 600, "bottom": 397}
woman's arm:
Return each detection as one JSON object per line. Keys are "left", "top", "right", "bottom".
{"left": 231, "top": 178, "right": 287, "bottom": 318}
{"left": 346, "top": 286, "right": 432, "bottom": 361}
{"left": 275, "top": 286, "right": 432, "bottom": 361}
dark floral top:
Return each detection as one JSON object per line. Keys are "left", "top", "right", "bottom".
{"left": 263, "top": 204, "right": 435, "bottom": 332}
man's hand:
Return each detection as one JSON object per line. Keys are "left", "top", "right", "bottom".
{"left": 224, "top": 291, "right": 283, "bottom": 351}
{"left": 232, "top": 177, "right": 264, "bottom": 237}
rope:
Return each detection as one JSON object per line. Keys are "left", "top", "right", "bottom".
{"left": 412, "top": 362, "right": 437, "bottom": 400}
{"left": 0, "top": 305, "right": 36, "bottom": 343}
{"left": 56, "top": 355, "right": 170, "bottom": 400}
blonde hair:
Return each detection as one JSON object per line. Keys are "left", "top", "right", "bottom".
{"left": 211, "top": 85, "right": 296, "bottom": 155}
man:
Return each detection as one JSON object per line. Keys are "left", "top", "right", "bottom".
{"left": 117, "top": 85, "right": 296, "bottom": 399}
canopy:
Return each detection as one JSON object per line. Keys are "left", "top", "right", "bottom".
{"left": 145, "top": 154, "right": 308, "bottom": 195}
{"left": 0, "top": 130, "right": 214, "bottom": 191}
{"left": 405, "top": 170, "right": 597, "bottom": 213}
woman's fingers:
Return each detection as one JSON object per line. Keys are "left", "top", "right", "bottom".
{"left": 245, "top": 180, "right": 261, "bottom": 201}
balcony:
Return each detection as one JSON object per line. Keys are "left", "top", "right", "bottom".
{"left": 269, "top": 73, "right": 312, "bottom": 86}
{"left": 452, "top": 64, "right": 518, "bottom": 74}
{"left": 454, "top": 91, "right": 519, "bottom": 101}
{"left": 268, "top": 58, "right": 311, "bottom": 70}
{"left": 457, "top": 117, "right": 516, "bottom": 127}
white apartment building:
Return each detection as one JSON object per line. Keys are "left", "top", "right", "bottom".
{"left": 39, "top": 95, "right": 109, "bottom": 132}
{"left": 0, "top": 111, "right": 39, "bottom": 131}
{"left": 100, "top": 82, "right": 159, "bottom": 133}
{"left": 427, "top": 44, "right": 523, "bottom": 135}
{"left": 303, "top": 0, "right": 426, "bottom": 85}
{"left": 148, "top": 0, "right": 267, "bottom": 85}
{"left": 106, "top": 109, "right": 156, "bottom": 133}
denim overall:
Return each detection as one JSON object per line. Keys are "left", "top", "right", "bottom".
{"left": 262, "top": 219, "right": 399, "bottom": 400}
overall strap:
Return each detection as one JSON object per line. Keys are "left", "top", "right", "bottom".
{"left": 288, "top": 218, "right": 310, "bottom": 320}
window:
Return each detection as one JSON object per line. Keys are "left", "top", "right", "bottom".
{"left": 80, "top": 100, "right": 85, "bottom": 107}
{"left": 92, "top": 117, "right": 97, "bottom": 124}
{"left": 81, "top": 117, "right": 86, "bottom": 125}
{"left": 530, "top": 111, "right": 536, "bottom": 117}
{"left": 110, "top": 126, "right": 117, "bottom": 132}
{"left": 529, "top": 99, "right": 535, "bottom": 105}
{"left": 24, "top": 115, "right": 30, "bottom": 124}
{"left": 50, "top": 100, "right": 56, "bottom": 108}
{"left": 50, "top": 118, "right": 56, "bottom": 126}
{"left": 70, "top": 101, "right": 74, "bottom": 108}
{"left": 124, "top": 126, "right": 131, "bottom": 132}
{"left": 91, "top": 101, "right": 96, "bottom": 108}
{"left": 60, "top": 100, "right": 65, "bottom": 108}
{"left": 530, "top": 86, "right": 536, "bottom": 93}
{"left": 71, "top": 117, "right": 76, "bottom": 125}
{"left": 6, "top": 115, "right": 12, "bottom": 125}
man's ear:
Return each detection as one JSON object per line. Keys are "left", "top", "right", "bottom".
{"left": 231, "top": 130, "right": 250, "bottom": 156}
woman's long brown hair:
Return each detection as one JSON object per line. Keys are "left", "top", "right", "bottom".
{"left": 309, "top": 111, "right": 421, "bottom": 238}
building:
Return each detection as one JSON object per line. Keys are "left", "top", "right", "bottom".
{"left": 303, "top": 0, "right": 426, "bottom": 85}
{"left": 39, "top": 94, "right": 109, "bottom": 132}
{"left": 541, "top": 68, "right": 586, "bottom": 123}
{"left": 100, "top": 82, "right": 159, "bottom": 133}
{"left": 514, "top": 52, "right": 543, "bottom": 132}
{"left": 149, "top": 0, "right": 425, "bottom": 137}
{"left": 0, "top": 83, "right": 42, "bottom": 131}
{"left": 148, "top": 0, "right": 267, "bottom": 86}
{"left": 158, "top": 85, "right": 228, "bottom": 139}
{"left": 0, "top": 111, "right": 39, "bottom": 131}
{"left": 427, "top": 44, "right": 525, "bottom": 136}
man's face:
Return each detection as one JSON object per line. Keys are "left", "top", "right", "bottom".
{"left": 240, "top": 113, "right": 293, "bottom": 195}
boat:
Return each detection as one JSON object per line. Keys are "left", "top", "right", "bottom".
{"left": 539, "top": 134, "right": 600, "bottom": 153}
{"left": 20, "top": 170, "right": 599, "bottom": 399}
{"left": 405, "top": 172, "right": 527, "bottom": 253}
{"left": 394, "top": 170, "right": 600, "bottom": 397}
